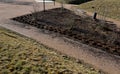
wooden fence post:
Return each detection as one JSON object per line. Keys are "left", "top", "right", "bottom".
{"left": 93, "top": 12, "right": 97, "bottom": 20}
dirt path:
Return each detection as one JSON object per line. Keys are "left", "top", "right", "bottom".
{"left": 0, "top": 1, "right": 120, "bottom": 74}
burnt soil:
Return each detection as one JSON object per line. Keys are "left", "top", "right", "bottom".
{"left": 12, "top": 8, "right": 120, "bottom": 56}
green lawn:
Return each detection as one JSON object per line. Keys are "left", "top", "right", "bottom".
{"left": 77, "top": 0, "right": 120, "bottom": 20}
{"left": 0, "top": 27, "right": 103, "bottom": 74}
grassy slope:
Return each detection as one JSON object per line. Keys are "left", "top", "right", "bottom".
{"left": 77, "top": 0, "right": 120, "bottom": 20}
{"left": 0, "top": 27, "right": 102, "bottom": 74}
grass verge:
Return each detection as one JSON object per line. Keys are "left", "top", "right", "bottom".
{"left": 0, "top": 27, "right": 104, "bottom": 74}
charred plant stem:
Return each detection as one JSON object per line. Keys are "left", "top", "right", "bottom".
{"left": 43, "top": 0, "right": 45, "bottom": 12}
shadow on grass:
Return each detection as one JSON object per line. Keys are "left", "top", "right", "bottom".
{"left": 68, "top": 0, "right": 93, "bottom": 5}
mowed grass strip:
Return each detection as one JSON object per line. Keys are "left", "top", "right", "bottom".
{"left": 0, "top": 27, "right": 103, "bottom": 74}
{"left": 77, "top": 0, "right": 120, "bottom": 20}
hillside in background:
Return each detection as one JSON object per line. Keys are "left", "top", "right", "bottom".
{"left": 77, "top": 0, "right": 120, "bottom": 20}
